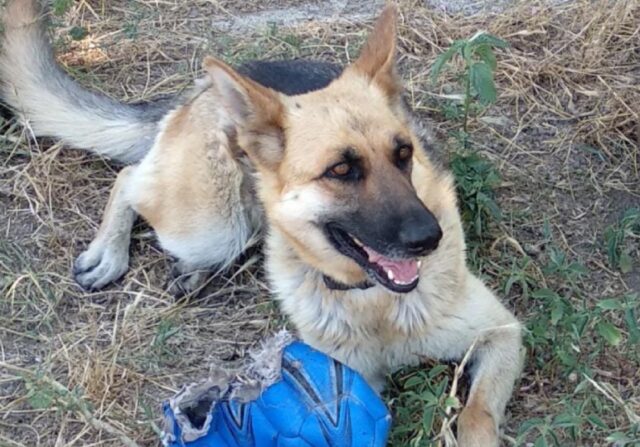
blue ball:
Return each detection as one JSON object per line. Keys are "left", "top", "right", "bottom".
{"left": 163, "top": 341, "right": 391, "bottom": 447}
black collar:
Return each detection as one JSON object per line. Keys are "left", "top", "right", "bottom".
{"left": 323, "top": 275, "right": 374, "bottom": 291}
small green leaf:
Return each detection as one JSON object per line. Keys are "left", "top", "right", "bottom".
{"left": 471, "top": 33, "right": 509, "bottom": 49}
{"left": 433, "top": 376, "right": 449, "bottom": 397}
{"left": 606, "top": 432, "right": 632, "bottom": 443}
{"left": 470, "top": 62, "right": 497, "bottom": 104}
{"left": 422, "top": 391, "right": 439, "bottom": 405}
{"left": 532, "top": 288, "right": 559, "bottom": 300}
{"left": 624, "top": 306, "right": 639, "bottom": 344}
{"left": 553, "top": 413, "right": 580, "bottom": 428}
{"left": 597, "top": 299, "right": 624, "bottom": 311}
{"left": 534, "top": 435, "right": 548, "bottom": 447}
{"left": 462, "top": 42, "right": 474, "bottom": 63}
{"left": 504, "top": 276, "right": 518, "bottom": 295}
{"left": 619, "top": 251, "right": 633, "bottom": 273}
{"left": 517, "top": 418, "right": 545, "bottom": 436}
{"left": 69, "top": 26, "right": 88, "bottom": 41}
{"left": 474, "top": 44, "right": 497, "bottom": 70}
{"left": 477, "top": 191, "right": 502, "bottom": 220}
{"left": 621, "top": 207, "right": 640, "bottom": 228}
{"left": 550, "top": 304, "right": 564, "bottom": 325}
{"left": 53, "top": 0, "right": 74, "bottom": 16}
{"left": 403, "top": 376, "right": 425, "bottom": 388}
{"left": 604, "top": 226, "right": 621, "bottom": 267}
{"left": 586, "top": 414, "right": 608, "bottom": 429}
{"left": 427, "top": 364, "right": 449, "bottom": 378}
{"left": 25, "top": 380, "right": 56, "bottom": 410}
{"left": 576, "top": 144, "right": 605, "bottom": 161}
{"left": 444, "top": 396, "right": 461, "bottom": 409}
{"left": 28, "top": 389, "right": 55, "bottom": 409}
{"left": 430, "top": 40, "right": 465, "bottom": 83}
{"left": 422, "top": 405, "right": 436, "bottom": 432}
{"left": 596, "top": 320, "right": 622, "bottom": 346}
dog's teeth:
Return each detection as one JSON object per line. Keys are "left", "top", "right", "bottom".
{"left": 417, "top": 260, "right": 423, "bottom": 268}
{"left": 387, "top": 270, "right": 395, "bottom": 281}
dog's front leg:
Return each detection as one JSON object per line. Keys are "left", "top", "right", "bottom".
{"left": 424, "top": 273, "right": 522, "bottom": 446}
{"left": 452, "top": 275, "right": 523, "bottom": 447}
{"left": 74, "top": 166, "right": 137, "bottom": 290}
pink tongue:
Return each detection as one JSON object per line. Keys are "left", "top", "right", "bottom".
{"left": 363, "top": 246, "right": 419, "bottom": 284}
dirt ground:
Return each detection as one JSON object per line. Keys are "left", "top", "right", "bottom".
{"left": 0, "top": 1, "right": 638, "bottom": 446}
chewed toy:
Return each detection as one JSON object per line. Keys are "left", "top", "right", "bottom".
{"left": 162, "top": 332, "right": 391, "bottom": 447}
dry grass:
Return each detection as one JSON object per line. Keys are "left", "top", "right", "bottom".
{"left": 0, "top": 0, "right": 638, "bottom": 446}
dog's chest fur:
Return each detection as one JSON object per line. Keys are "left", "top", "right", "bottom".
{"left": 266, "top": 172, "right": 469, "bottom": 387}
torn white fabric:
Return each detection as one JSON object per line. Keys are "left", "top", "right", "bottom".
{"left": 162, "top": 330, "right": 295, "bottom": 444}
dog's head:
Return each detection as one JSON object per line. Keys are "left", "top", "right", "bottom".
{"left": 204, "top": 5, "right": 442, "bottom": 293}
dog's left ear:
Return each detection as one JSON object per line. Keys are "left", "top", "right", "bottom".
{"left": 349, "top": 4, "right": 401, "bottom": 98}
{"left": 203, "top": 56, "right": 285, "bottom": 170}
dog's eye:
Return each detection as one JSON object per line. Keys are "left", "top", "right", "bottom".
{"left": 324, "top": 161, "right": 362, "bottom": 181}
{"left": 398, "top": 145, "right": 413, "bottom": 161}
{"left": 395, "top": 143, "right": 413, "bottom": 170}
{"left": 328, "top": 162, "right": 352, "bottom": 177}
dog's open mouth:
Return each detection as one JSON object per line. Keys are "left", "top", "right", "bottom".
{"left": 325, "top": 223, "right": 420, "bottom": 293}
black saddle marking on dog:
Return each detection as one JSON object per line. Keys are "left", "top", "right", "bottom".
{"left": 239, "top": 60, "right": 343, "bottom": 96}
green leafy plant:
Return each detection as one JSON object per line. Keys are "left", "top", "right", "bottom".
{"left": 430, "top": 32, "right": 508, "bottom": 240}
{"left": 526, "top": 288, "right": 638, "bottom": 370}
{"left": 385, "top": 365, "right": 455, "bottom": 447}
{"left": 68, "top": 26, "right": 88, "bottom": 41}
{"left": 431, "top": 32, "right": 508, "bottom": 135}
{"left": 603, "top": 208, "right": 639, "bottom": 273}
{"left": 543, "top": 247, "right": 588, "bottom": 288}
{"left": 515, "top": 389, "right": 640, "bottom": 447}
{"left": 450, "top": 151, "right": 502, "bottom": 239}
{"left": 53, "top": 0, "right": 74, "bottom": 16}
{"left": 152, "top": 318, "right": 180, "bottom": 355}
{"left": 502, "top": 256, "right": 538, "bottom": 299}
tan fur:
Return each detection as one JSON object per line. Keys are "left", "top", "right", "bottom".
{"left": 3, "top": 2, "right": 523, "bottom": 443}
{"left": 73, "top": 166, "right": 136, "bottom": 290}
{"left": 458, "top": 389, "right": 500, "bottom": 447}
{"left": 351, "top": 5, "right": 401, "bottom": 98}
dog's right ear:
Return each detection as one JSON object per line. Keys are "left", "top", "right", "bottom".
{"left": 203, "top": 56, "right": 286, "bottom": 170}
{"left": 349, "top": 5, "right": 401, "bottom": 99}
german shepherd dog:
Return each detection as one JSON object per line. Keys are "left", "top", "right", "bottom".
{"left": 1, "top": 1, "right": 522, "bottom": 445}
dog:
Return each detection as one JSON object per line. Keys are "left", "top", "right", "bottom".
{"left": 0, "top": 1, "right": 523, "bottom": 445}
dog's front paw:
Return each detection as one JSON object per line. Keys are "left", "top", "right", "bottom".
{"left": 73, "top": 243, "right": 129, "bottom": 291}
{"left": 457, "top": 404, "right": 499, "bottom": 447}
{"left": 167, "top": 262, "right": 209, "bottom": 297}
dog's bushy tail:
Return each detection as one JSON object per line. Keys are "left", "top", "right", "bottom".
{"left": 0, "top": 0, "right": 171, "bottom": 163}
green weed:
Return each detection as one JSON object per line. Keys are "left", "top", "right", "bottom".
{"left": 604, "top": 208, "right": 640, "bottom": 273}
{"left": 386, "top": 365, "right": 455, "bottom": 447}
{"left": 430, "top": 32, "right": 506, "bottom": 241}
{"left": 69, "top": 26, "right": 88, "bottom": 41}
{"left": 431, "top": 32, "right": 508, "bottom": 135}
{"left": 502, "top": 256, "right": 538, "bottom": 299}
{"left": 450, "top": 150, "right": 502, "bottom": 240}
{"left": 151, "top": 318, "right": 180, "bottom": 359}
{"left": 516, "top": 387, "right": 640, "bottom": 447}
{"left": 516, "top": 236, "right": 639, "bottom": 445}
{"left": 52, "top": 0, "right": 73, "bottom": 16}
{"left": 24, "top": 370, "right": 87, "bottom": 413}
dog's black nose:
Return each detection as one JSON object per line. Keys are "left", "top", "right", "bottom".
{"left": 398, "top": 210, "right": 443, "bottom": 255}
